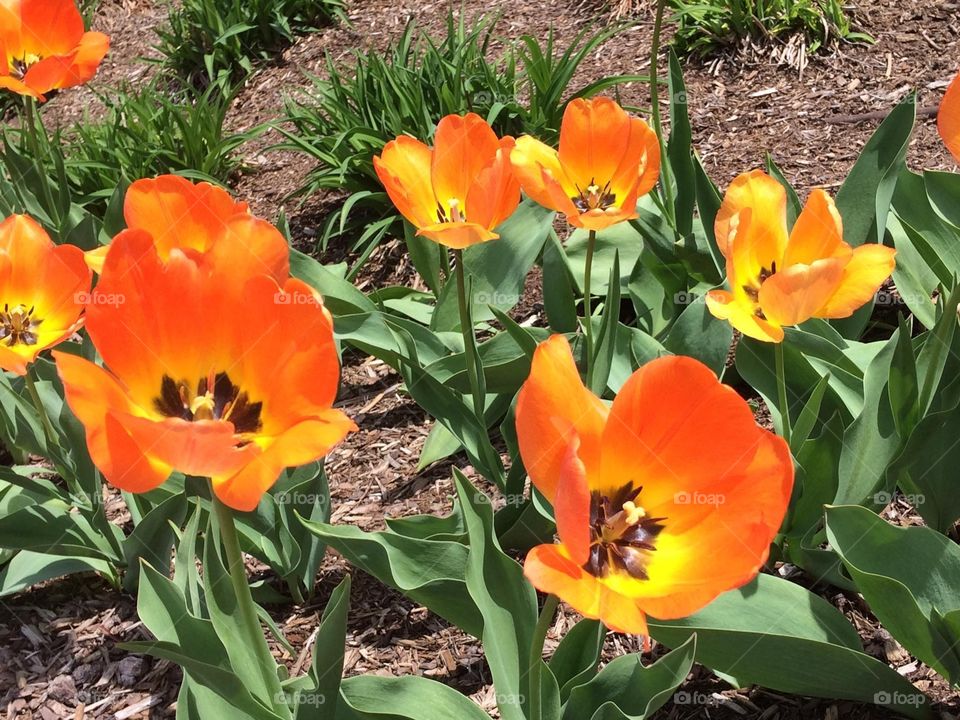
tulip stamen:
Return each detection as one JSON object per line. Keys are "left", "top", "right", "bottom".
{"left": 572, "top": 179, "right": 617, "bottom": 213}
{"left": 585, "top": 482, "right": 665, "bottom": 581}
{"left": 155, "top": 372, "right": 263, "bottom": 434}
{"left": 436, "top": 199, "right": 467, "bottom": 224}
{"left": 0, "top": 303, "right": 42, "bottom": 347}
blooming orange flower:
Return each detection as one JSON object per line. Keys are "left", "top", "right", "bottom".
{"left": 85, "top": 175, "right": 289, "bottom": 284}
{"left": 55, "top": 231, "right": 355, "bottom": 512}
{"left": 0, "top": 214, "right": 90, "bottom": 375}
{"left": 373, "top": 113, "right": 520, "bottom": 249}
{"left": 0, "top": 0, "right": 109, "bottom": 100}
{"left": 705, "top": 171, "right": 897, "bottom": 343}
{"left": 515, "top": 335, "right": 792, "bottom": 637}
{"left": 510, "top": 97, "right": 661, "bottom": 231}
{"left": 939, "top": 69, "right": 960, "bottom": 164}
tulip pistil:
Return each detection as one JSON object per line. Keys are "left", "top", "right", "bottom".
{"left": 155, "top": 372, "right": 262, "bottom": 434}
{"left": 0, "top": 304, "right": 42, "bottom": 347}
{"left": 572, "top": 179, "right": 617, "bottom": 213}
{"left": 585, "top": 482, "right": 665, "bottom": 580}
{"left": 436, "top": 198, "right": 466, "bottom": 224}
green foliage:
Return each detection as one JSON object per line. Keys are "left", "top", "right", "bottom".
{"left": 61, "top": 79, "right": 256, "bottom": 208}
{"left": 156, "top": 0, "right": 346, "bottom": 88}
{"left": 669, "top": 0, "right": 872, "bottom": 57}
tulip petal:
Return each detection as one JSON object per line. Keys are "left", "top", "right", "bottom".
{"left": 430, "top": 113, "right": 500, "bottom": 211}
{"left": 554, "top": 437, "right": 591, "bottom": 566}
{"left": 782, "top": 189, "right": 847, "bottom": 268}
{"left": 0, "top": 74, "right": 41, "bottom": 99}
{"left": 374, "top": 136, "right": 438, "bottom": 229}
{"left": 758, "top": 258, "right": 846, "bottom": 327}
{"left": 54, "top": 351, "right": 172, "bottom": 494}
{"left": 212, "top": 410, "right": 356, "bottom": 511}
{"left": 816, "top": 243, "right": 897, "bottom": 319}
{"left": 204, "top": 215, "right": 289, "bottom": 284}
{"left": 515, "top": 335, "right": 607, "bottom": 502}
{"left": 416, "top": 222, "right": 498, "bottom": 249}
{"left": 20, "top": 0, "right": 84, "bottom": 57}
{"left": 464, "top": 137, "right": 520, "bottom": 231}
{"left": 22, "top": 31, "right": 109, "bottom": 95}
{"left": 705, "top": 289, "right": 784, "bottom": 343}
{"left": 609, "top": 116, "right": 661, "bottom": 204}
{"left": 716, "top": 171, "right": 788, "bottom": 264}
{"left": 557, "top": 97, "right": 631, "bottom": 194}
{"left": 510, "top": 135, "right": 574, "bottom": 211}
{"left": 524, "top": 544, "right": 649, "bottom": 635}
{"left": 939, "top": 70, "right": 960, "bottom": 164}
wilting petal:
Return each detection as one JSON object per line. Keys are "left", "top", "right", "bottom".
{"left": 431, "top": 113, "right": 500, "bottom": 209}
{"left": 939, "top": 70, "right": 960, "bottom": 164}
{"left": 510, "top": 135, "right": 573, "bottom": 211}
{"left": 782, "top": 189, "right": 847, "bottom": 268}
{"left": 524, "top": 544, "right": 650, "bottom": 635}
{"left": 54, "top": 351, "right": 172, "bottom": 493}
{"left": 416, "top": 222, "right": 498, "bottom": 249}
{"left": 705, "top": 289, "right": 784, "bottom": 343}
{"left": 515, "top": 335, "right": 607, "bottom": 502}
{"left": 557, "top": 97, "right": 632, "bottom": 193}
{"left": 212, "top": 410, "right": 356, "bottom": 511}
{"left": 758, "top": 257, "right": 846, "bottom": 327}
{"left": 374, "top": 136, "right": 439, "bottom": 229}
{"left": 464, "top": 137, "right": 520, "bottom": 230}
{"left": 816, "top": 243, "right": 897, "bottom": 319}
{"left": 716, "top": 171, "right": 788, "bottom": 263}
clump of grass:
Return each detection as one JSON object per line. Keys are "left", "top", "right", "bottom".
{"left": 156, "top": 0, "right": 346, "bottom": 88}
{"left": 61, "top": 79, "right": 259, "bottom": 209}
{"left": 670, "top": 0, "right": 872, "bottom": 57}
{"left": 280, "top": 12, "right": 643, "bottom": 263}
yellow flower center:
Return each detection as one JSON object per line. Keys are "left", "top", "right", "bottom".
{"left": 8, "top": 53, "right": 41, "bottom": 79}
{"left": 572, "top": 179, "right": 617, "bottom": 213}
{"left": 586, "top": 482, "right": 665, "bottom": 580}
{"left": 154, "top": 371, "right": 262, "bottom": 435}
{"left": 0, "top": 304, "right": 42, "bottom": 347}
{"left": 436, "top": 198, "right": 466, "bottom": 224}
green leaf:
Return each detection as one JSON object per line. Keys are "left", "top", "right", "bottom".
{"left": 0, "top": 550, "right": 113, "bottom": 597}
{"left": 290, "top": 250, "right": 375, "bottom": 317}
{"left": 562, "top": 636, "right": 696, "bottom": 720}
{"left": 122, "top": 493, "right": 187, "bottom": 592}
{"left": 548, "top": 619, "right": 604, "bottom": 702}
{"left": 826, "top": 505, "right": 960, "bottom": 684}
{"left": 589, "top": 252, "right": 621, "bottom": 395}
{"left": 338, "top": 676, "right": 491, "bottom": 720}
{"left": 0, "top": 503, "right": 119, "bottom": 560}
{"left": 663, "top": 297, "right": 732, "bottom": 377}
{"left": 543, "top": 230, "right": 579, "bottom": 333}
{"left": 650, "top": 575, "right": 932, "bottom": 719}
{"left": 454, "top": 470, "right": 539, "bottom": 720}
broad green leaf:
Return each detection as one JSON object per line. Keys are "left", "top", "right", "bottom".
{"left": 663, "top": 298, "right": 732, "bottom": 377}
{"left": 0, "top": 550, "right": 113, "bottom": 597}
{"left": 549, "top": 619, "right": 604, "bottom": 702}
{"left": 337, "top": 676, "right": 491, "bottom": 720}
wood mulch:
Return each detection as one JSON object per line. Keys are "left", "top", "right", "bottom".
{"left": 3, "top": 0, "right": 960, "bottom": 717}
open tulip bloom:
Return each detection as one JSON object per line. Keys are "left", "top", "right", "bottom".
{"left": 510, "top": 97, "right": 661, "bottom": 231}
{"left": 940, "top": 69, "right": 960, "bottom": 164}
{"left": 374, "top": 113, "right": 520, "bottom": 249}
{"left": 0, "top": 0, "right": 109, "bottom": 100}
{"left": 705, "top": 170, "right": 897, "bottom": 343}
{"left": 516, "top": 335, "right": 793, "bottom": 638}
{"left": 0, "top": 214, "right": 90, "bottom": 376}
{"left": 55, "top": 223, "right": 355, "bottom": 512}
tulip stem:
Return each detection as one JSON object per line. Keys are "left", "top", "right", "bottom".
{"left": 24, "top": 370, "right": 57, "bottom": 452}
{"left": 583, "top": 229, "right": 597, "bottom": 380}
{"left": 453, "top": 249, "right": 485, "bottom": 421}
{"left": 528, "top": 593, "right": 560, "bottom": 720}
{"left": 775, "top": 342, "right": 791, "bottom": 444}
{"left": 211, "top": 492, "right": 284, "bottom": 703}
{"left": 649, "top": 0, "right": 675, "bottom": 226}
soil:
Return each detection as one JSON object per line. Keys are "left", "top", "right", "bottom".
{"left": 3, "top": 0, "right": 960, "bottom": 717}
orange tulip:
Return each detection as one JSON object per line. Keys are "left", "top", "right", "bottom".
{"left": 55, "top": 230, "right": 355, "bottom": 512}
{"left": 939, "top": 69, "right": 960, "bottom": 164}
{"left": 85, "top": 175, "right": 289, "bottom": 285}
{"left": 373, "top": 113, "right": 520, "bottom": 249}
{"left": 510, "top": 97, "right": 661, "bottom": 231}
{"left": 705, "top": 171, "right": 896, "bottom": 343}
{"left": 0, "top": 0, "right": 109, "bottom": 101}
{"left": 0, "top": 214, "right": 90, "bottom": 375}
{"left": 515, "top": 335, "right": 792, "bottom": 637}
